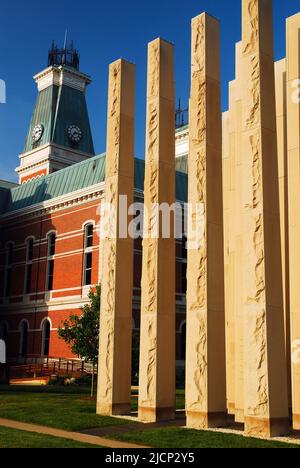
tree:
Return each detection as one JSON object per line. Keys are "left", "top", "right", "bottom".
{"left": 58, "top": 285, "right": 100, "bottom": 397}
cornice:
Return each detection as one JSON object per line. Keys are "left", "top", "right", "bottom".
{"left": 0, "top": 182, "right": 105, "bottom": 223}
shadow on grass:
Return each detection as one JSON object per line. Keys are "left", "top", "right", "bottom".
{"left": 109, "top": 427, "right": 300, "bottom": 449}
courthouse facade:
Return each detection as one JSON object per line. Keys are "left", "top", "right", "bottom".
{"left": 0, "top": 47, "right": 188, "bottom": 364}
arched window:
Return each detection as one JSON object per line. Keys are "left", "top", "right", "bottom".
{"left": 41, "top": 319, "right": 51, "bottom": 357}
{"left": 4, "top": 242, "right": 13, "bottom": 297}
{"left": 20, "top": 321, "right": 28, "bottom": 357}
{"left": 180, "top": 322, "right": 186, "bottom": 360}
{"left": 83, "top": 224, "right": 94, "bottom": 286}
{"left": 0, "top": 322, "right": 8, "bottom": 342}
{"left": 46, "top": 233, "right": 56, "bottom": 291}
{"left": 48, "top": 233, "right": 56, "bottom": 257}
{"left": 25, "top": 238, "right": 34, "bottom": 294}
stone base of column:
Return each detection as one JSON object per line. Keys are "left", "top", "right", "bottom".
{"left": 186, "top": 411, "right": 228, "bottom": 429}
{"left": 97, "top": 403, "right": 131, "bottom": 417}
{"left": 138, "top": 406, "right": 175, "bottom": 423}
{"left": 228, "top": 402, "right": 235, "bottom": 415}
{"left": 244, "top": 416, "right": 290, "bottom": 438}
{"left": 292, "top": 414, "right": 300, "bottom": 431}
{"left": 234, "top": 408, "right": 245, "bottom": 423}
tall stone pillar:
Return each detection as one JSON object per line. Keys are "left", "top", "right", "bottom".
{"left": 241, "top": 0, "right": 289, "bottom": 437}
{"left": 275, "top": 58, "right": 292, "bottom": 409}
{"left": 186, "top": 13, "right": 227, "bottom": 429}
{"left": 222, "top": 109, "right": 234, "bottom": 414}
{"left": 286, "top": 13, "right": 300, "bottom": 430}
{"left": 223, "top": 81, "right": 236, "bottom": 415}
{"left": 97, "top": 59, "right": 135, "bottom": 416}
{"left": 234, "top": 42, "right": 245, "bottom": 424}
{"left": 138, "top": 39, "right": 176, "bottom": 423}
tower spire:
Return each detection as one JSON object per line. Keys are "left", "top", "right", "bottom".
{"left": 63, "top": 29, "right": 68, "bottom": 49}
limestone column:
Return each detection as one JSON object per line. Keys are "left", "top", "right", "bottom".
{"left": 97, "top": 59, "right": 135, "bottom": 416}
{"left": 223, "top": 82, "right": 236, "bottom": 415}
{"left": 286, "top": 13, "right": 300, "bottom": 430}
{"left": 222, "top": 109, "right": 234, "bottom": 414}
{"left": 234, "top": 42, "right": 245, "bottom": 424}
{"left": 275, "top": 59, "right": 292, "bottom": 409}
{"left": 186, "top": 13, "right": 227, "bottom": 429}
{"left": 138, "top": 39, "right": 176, "bottom": 423}
{"left": 241, "top": 0, "right": 289, "bottom": 437}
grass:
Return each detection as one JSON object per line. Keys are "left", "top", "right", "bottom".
{"left": 131, "top": 389, "right": 185, "bottom": 412}
{"left": 111, "top": 427, "right": 300, "bottom": 449}
{"left": 0, "top": 386, "right": 298, "bottom": 448}
{"left": 0, "top": 386, "right": 130, "bottom": 431}
{"left": 0, "top": 426, "right": 102, "bottom": 448}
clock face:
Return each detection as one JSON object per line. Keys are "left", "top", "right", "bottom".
{"left": 67, "top": 125, "right": 83, "bottom": 143}
{"left": 32, "top": 124, "right": 44, "bottom": 143}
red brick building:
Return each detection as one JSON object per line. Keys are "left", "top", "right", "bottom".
{"left": 0, "top": 45, "right": 188, "bottom": 368}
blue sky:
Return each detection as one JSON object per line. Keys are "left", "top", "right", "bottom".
{"left": 0, "top": 0, "right": 299, "bottom": 182}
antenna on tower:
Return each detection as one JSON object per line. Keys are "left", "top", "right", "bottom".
{"left": 175, "top": 98, "right": 188, "bottom": 128}
{"left": 63, "top": 29, "right": 68, "bottom": 49}
{"left": 48, "top": 32, "right": 80, "bottom": 70}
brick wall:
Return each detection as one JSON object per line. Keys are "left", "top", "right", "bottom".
{"left": 0, "top": 197, "right": 187, "bottom": 363}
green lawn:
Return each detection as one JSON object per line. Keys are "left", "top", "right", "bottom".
{"left": 0, "top": 386, "right": 298, "bottom": 448}
{"left": 111, "top": 427, "right": 300, "bottom": 449}
{"left": 0, "top": 386, "right": 130, "bottom": 431}
{"left": 0, "top": 426, "right": 101, "bottom": 448}
{"left": 131, "top": 389, "right": 185, "bottom": 412}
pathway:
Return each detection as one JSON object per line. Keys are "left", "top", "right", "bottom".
{"left": 0, "top": 418, "right": 150, "bottom": 449}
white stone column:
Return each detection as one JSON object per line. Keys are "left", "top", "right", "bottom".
{"left": 186, "top": 13, "right": 227, "bottom": 429}
{"left": 275, "top": 58, "right": 292, "bottom": 410}
{"left": 241, "top": 0, "right": 289, "bottom": 437}
{"left": 97, "top": 59, "right": 135, "bottom": 416}
{"left": 234, "top": 42, "right": 245, "bottom": 424}
{"left": 138, "top": 38, "right": 176, "bottom": 423}
{"left": 286, "top": 12, "right": 300, "bottom": 430}
{"left": 223, "top": 80, "right": 237, "bottom": 416}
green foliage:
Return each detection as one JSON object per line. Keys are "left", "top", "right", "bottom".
{"left": 75, "top": 375, "right": 92, "bottom": 386}
{"left": 176, "top": 368, "right": 185, "bottom": 389}
{"left": 131, "top": 333, "right": 140, "bottom": 385}
{"left": 58, "top": 286, "right": 101, "bottom": 365}
{"left": 48, "top": 375, "right": 73, "bottom": 386}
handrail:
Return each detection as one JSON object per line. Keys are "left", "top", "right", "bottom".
{"left": 8, "top": 358, "right": 97, "bottom": 379}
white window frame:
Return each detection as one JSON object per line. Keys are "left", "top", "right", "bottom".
{"left": 82, "top": 223, "right": 94, "bottom": 287}
{"left": 45, "top": 231, "right": 57, "bottom": 292}
{"left": 40, "top": 318, "right": 52, "bottom": 357}
{"left": 24, "top": 237, "right": 35, "bottom": 295}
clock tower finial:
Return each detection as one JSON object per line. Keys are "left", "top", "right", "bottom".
{"left": 48, "top": 38, "right": 80, "bottom": 71}
{"left": 16, "top": 42, "right": 94, "bottom": 184}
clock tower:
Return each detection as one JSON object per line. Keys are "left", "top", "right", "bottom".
{"left": 16, "top": 42, "right": 95, "bottom": 184}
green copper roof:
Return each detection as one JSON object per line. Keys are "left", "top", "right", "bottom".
{"left": 0, "top": 180, "right": 18, "bottom": 190}
{"left": 1, "top": 154, "right": 188, "bottom": 215}
{"left": 0, "top": 188, "right": 10, "bottom": 214}
{"left": 24, "top": 85, "right": 59, "bottom": 152}
{"left": 52, "top": 85, "right": 94, "bottom": 153}
{"left": 0, "top": 181, "right": 19, "bottom": 214}
{"left": 23, "top": 78, "right": 95, "bottom": 155}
